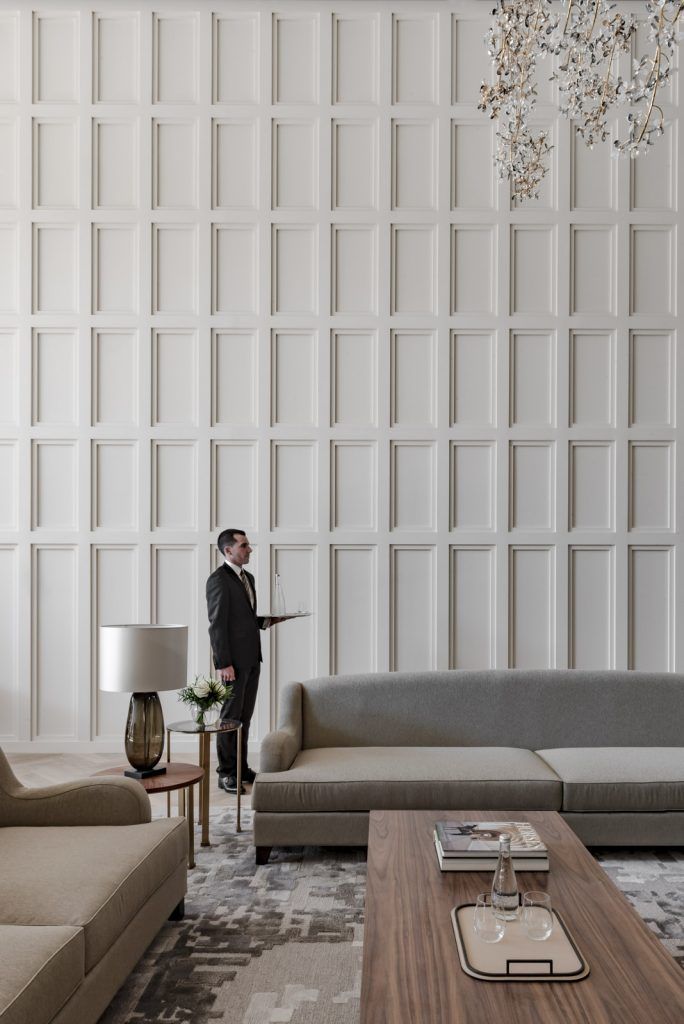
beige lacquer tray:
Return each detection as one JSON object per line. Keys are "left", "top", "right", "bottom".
{"left": 451, "top": 905, "right": 590, "bottom": 982}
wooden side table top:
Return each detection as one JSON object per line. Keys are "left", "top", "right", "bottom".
{"left": 94, "top": 762, "right": 204, "bottom": 794}
{"left": 361, "top": 809, "right": 684, "bottom": 1024}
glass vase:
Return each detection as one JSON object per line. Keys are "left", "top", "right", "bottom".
{"left": 193, "top": 704, "right": 220, "bottom": 728}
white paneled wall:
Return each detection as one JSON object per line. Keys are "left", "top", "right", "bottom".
{"left": 0, "top": 1, "right": 682, "bottom": 752}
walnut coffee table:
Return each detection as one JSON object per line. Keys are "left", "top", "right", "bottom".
{"left": 361, "top": 810, "right": 684, "bottom": 1024}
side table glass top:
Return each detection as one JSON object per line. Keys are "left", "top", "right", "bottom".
{"left": 166, "top": 718, "right": 241, "bottom": 734}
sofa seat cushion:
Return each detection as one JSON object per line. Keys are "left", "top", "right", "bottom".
{"left": 535, "top": 748, "right": 684, "bottom": 812}
{"left": 0, "top": 925, "right": 83, "bottom": 1024}
{"left": 0, "top": 819, "right": 186, "bottom": 972}
{"left": 252, "top": 747, "right": 561, "bottom": 813}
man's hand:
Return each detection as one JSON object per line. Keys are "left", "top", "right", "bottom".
{"left": 218, "top": 665, "right": 236, "bottom": 682}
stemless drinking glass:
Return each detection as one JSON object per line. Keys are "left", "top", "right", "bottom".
{"left": 473, "top": 893, "right": 505, "bottom": 943}
{"left": 522, "top": 891, "right": 553, "bottom": 941}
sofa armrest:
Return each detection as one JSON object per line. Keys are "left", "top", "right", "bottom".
{"left": 259, "top": 682, "right": 303, "bottom": 773}
{"left": 0, "top": 777, "right": 152, "bottom": 827}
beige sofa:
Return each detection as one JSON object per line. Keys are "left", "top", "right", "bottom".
{"left": 0, "top": 750, "right": 187, "bottom": 1024}
{"left": 253, "top": 669, "right": 684, "bottom": 862}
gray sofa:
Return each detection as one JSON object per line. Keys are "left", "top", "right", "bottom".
{"left": 0, "top": 750, "right": 187, "bottom": 1024}
{"left": 252, "top": 669, "right": 684, "bottom": 861}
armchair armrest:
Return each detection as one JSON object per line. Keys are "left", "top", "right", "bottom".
{"left": 259, "top": 682, "right": 303, "bottom": 773}
{"left": 0, "top": 750, "right": 151, "bottom": 826}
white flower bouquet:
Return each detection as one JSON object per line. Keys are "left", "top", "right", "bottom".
{"left": 178, "top": 676, "right": 232, "bottom": 727}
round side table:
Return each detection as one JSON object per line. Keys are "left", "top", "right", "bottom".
{"left": 166, "top": 719, "right": 243, "bottom": 844}
{"left": 94, "top": 762, "right": 203, "bottom": 868}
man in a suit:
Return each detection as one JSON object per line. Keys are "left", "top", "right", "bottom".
{"left": 206, "top": 528, "right": 279, "bottom": 794}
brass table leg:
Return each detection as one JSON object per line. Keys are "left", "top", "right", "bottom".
{"left": 178, "top": 786, "right": 186, "bottom": 818}
{"left": 187, "top": 783, "right": 195, "bottom": 869}
{"left": 200, "top": 731, "right": 210, "bottom": 847}
{"left": 166, "top": 729, "right": 171, "bottom": 817}
{"left": 236, "top": 725, "right": 242, "bottom": 833}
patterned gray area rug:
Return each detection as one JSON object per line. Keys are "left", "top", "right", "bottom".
{"left": 99, "top": 813, "right": 683, "bottom": 1024}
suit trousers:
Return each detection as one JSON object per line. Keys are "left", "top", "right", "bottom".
{"left": 216, "top": 663, "right": 260, "bottom": 778}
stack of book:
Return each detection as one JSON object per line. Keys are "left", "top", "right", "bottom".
{"left": 433, "top": 820, "right": 549, "bottom": 872}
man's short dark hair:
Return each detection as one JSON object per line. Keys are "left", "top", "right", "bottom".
{"left": 217, "top": 529, "right": 245, "bottom": 556}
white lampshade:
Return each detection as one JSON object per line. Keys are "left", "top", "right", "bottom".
{"left": 99, "top": 624, "right": 188, "bottom": 693}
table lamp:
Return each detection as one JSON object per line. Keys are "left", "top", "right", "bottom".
{"left": 99, "top": 624, "right": 188, "bottom": 778}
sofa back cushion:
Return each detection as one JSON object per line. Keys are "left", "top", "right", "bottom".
{"left": 298, "top": 670, "right": 684, "bottom": 750}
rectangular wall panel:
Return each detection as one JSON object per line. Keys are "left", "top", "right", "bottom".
{"left": 332, "top": 120, "right": 377, "bottom": 209}
{"left": 212, "top": 441, "right": 257, "bottom": 531}
{"left": 511, "top": 226, "right": 556, "bottom": 315}
{"left": 629, "top": 331, "right": 674, "bottom": 427}
{"left": 33, "top": 119, "right": 77, "bottom": 208}
{"left": 33, "top": 546, "right": 77, "bottom": 738}
{"left": 213, "top": 120, "right": 257, "bottom": 209}
{"left": 0, "top": 547, "right": 18, "bottom": 738}
{"left": 391, "top": 225, "right": 436, "bottom": 315}
{"left": 272, "top": 330, "right": 316, "bottom": 426}
{"left": 510, "top": 443, "right": 555, "bottom": 531}
{"left": 153, "top": 13, "right": 198, "bottom": 103}
{"left": 93, "top": 13, "right": 140, "bottom": 103}
{"left": 630, "top": 226, "right": 675, "bottom": 316}
{"left": 332, "top": 13, "right": 378, "bottom": 104}
{"left": 0, "top": 13, "right": 18, "bottom": 102}
{"left": 569, "top": 547, "right": 614, "bottom": 669}
{"left": 332, "top": 225, "right": 377, "bottom": 314}
{"left": 0, "top": 444, "right": 17, "bottom": 529}
{"left": 92, "top": 330, "right": 137, "bottom": 426}
{"left": 152, "top": 119, "right": 198, "bottom": 209}
{"left": 152, "top": 546, "right": 198, "bottom": 712}
{"left": 152, "top": 442, "right": 197, "bottom": 530}
{"left": 212, "top": 331, "right": 257, "bottom": 426}
{"left": 92, "top": 119, "right": 137, "bottom": 208}
{"left": 391, "top": 441, "right": 435, "bottom": 531}
{"left": 452, "top": 17, "right": 490, "bottom": 103}
{"left": 272, "top": 225, "right": 317, "bottom": 314}
{"left": 152, "top": 330, "right": 198, "bottom": 426}
{"left": 273, "top": 119, "right": 317, "bottom": 210}
{"left": 0, "top": 225, "right": 16, "bottom": 312}
{"left": 510, "top": 331, "right": 555, "bottom": 427}
{"left": 569, "top": 331, "right": 616, "bottom": 428}
{"left": 570, "top": 442, "right": 615, "bottom": 531}
{"left": 450, "top": 331, "right": 496, "bottom": 426}
{"left": 451, "top": 226, "right": 495, "bottom": 314}
{"left": 92, "top": 224, "right": 138, "bottom": 313}
{"left": 450, "top": 546, "right": 495, "bottom": 669}
{"left": 34, "top": 13, "right": 78, "bottom": 103}
{"left": 0, "top": 330, "right": 17, "bottom": 424}
{"left": 571, "top": 125, "right": 615, "bottom": 210}
{"left": 271, "top": 546, "right": 316, "bottom": 701}
{"left": 331, "top": 441, "right": 376, "bottom": 530}
{"left": 92, "top": 442, "right": 137, "bottom": 530}
{"left": 509, "top": 547, "right": 555, "bottom": 668}
{"left": 570, "top": 226, "right": 616, "bottom": 315}
{"left": 331, "top": 330, "right": 377, "bottom": 426}
{"left": 631, "top": 127, "right": 675, "bottom": 211}
{"left": 629, "top": 547, "right": 673, "bottom": 670}
{"left": 450, "top": 442, "right": 495, "bottom": 531}
{"left": 452, "top": 122, "right": 494, "bottom": 210}
{"left": 273, "top": 14, "right": 318, "bottom": 104}
{"left": 92, "top": 545, "right": 138, "bottom": 737}
{"left": 392, "top": 14, "right": 437, "bottom": 104}
{"left": 391, "top": 330, "right": 436, "bottom": 427}
{"left": 33, "top": 329, "right": 77, "bottom": 426}
{"left": 271, "top": 442, "right": 316, "bottom": 530}
{"left": 629, "top": 442, "right": 674, "bottom": 532}
{"left": 391, "top": 546, "right": 436, "bottom": 670}
{"left": 33, "top": 224, "right": 77, "bottom": 313}
{"left": 213, "top": 13, "right": 259, "bottom": 104}
{"left": 392, "top": 119, "right": 436, "bottom": 209}
{"left": 0, "top": 120, "right": 17, "bottom": 208}
{"left": 152, "top": 224, "right": 197, "bottom": 314}
{"left": 331, "top": 546, "right": 376, "bottom": 674}
{"left": 32, "top": 441, "right": 77, "bottom": 530}
{"left": 212, "top": 225, "right": 257, "bottom": 315}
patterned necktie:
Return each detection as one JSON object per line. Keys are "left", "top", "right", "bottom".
{"left": 239, "top": 570, "right": 254, "bottom": 609}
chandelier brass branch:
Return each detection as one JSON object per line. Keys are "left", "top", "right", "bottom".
{"left": 480, "top": 0, "right": 683, "bottom": 201}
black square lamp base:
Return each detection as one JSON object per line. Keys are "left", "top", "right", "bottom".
{"left": 124, "top": 764, "right": 167, "bottom": 779}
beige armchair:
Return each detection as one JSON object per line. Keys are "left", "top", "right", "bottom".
{"left": 0, "top": 747, "right": 151, "bottom": 826}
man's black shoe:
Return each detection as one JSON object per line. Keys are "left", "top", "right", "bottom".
{"left": 242, "top": 767, "right": 257, "bottom": 784}
{"left": 218, "top": 776, "right": 245, "bottom": 795}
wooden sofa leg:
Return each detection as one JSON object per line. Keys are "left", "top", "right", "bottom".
{"left": 168, "top": 899, "right": 184, "bottom": 921}
{"left": 256, "top": 845, "right": 272, "bottom": 865}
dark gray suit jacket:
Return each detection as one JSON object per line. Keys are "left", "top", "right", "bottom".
{"left": 206, "top": 563, "right": 266, "bottom": 670}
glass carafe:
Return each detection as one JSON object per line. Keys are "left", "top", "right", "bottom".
{"left": 491, "top": 833, "right": 519, "bottom": 920}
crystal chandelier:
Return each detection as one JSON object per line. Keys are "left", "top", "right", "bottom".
{"left": 479, "top": 0, "right": 683, "bottom": 202}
